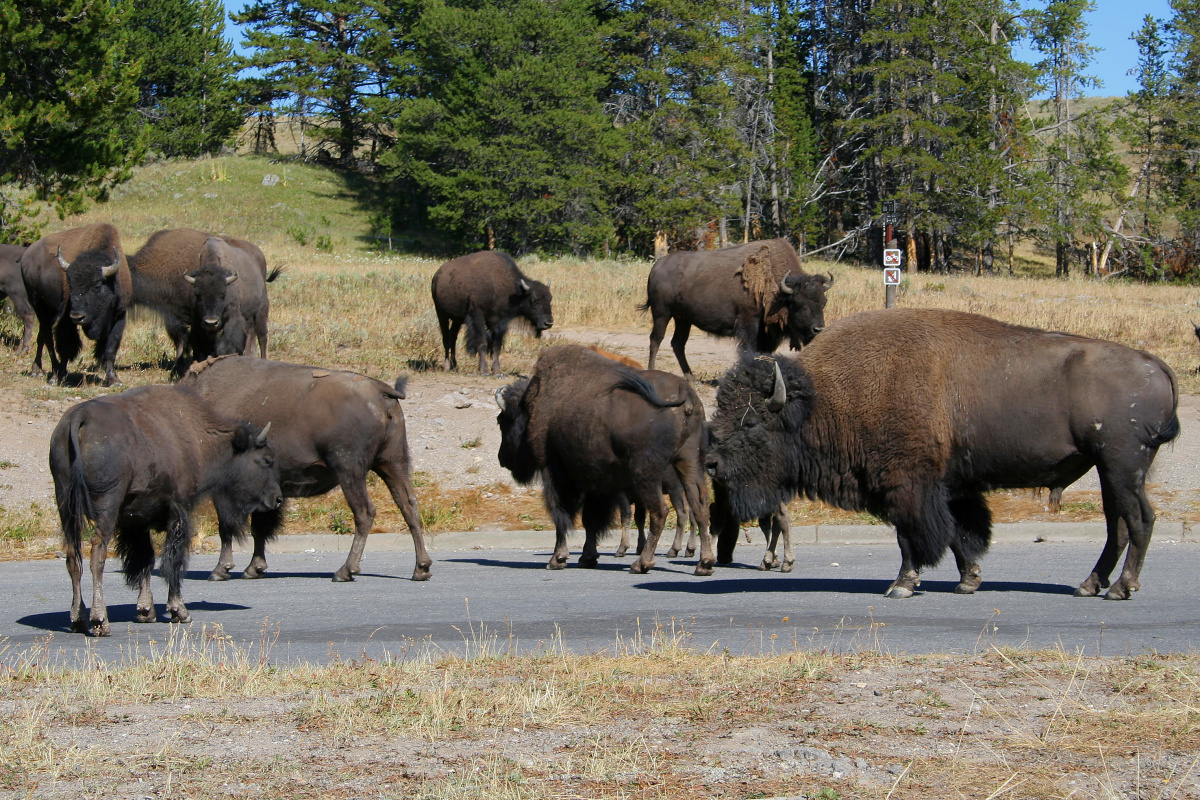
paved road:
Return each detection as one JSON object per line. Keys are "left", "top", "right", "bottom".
{"left": 4, "top": 537, "right": 1198, "bottom": 666}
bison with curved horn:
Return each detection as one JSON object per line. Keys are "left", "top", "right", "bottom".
{"left": 641, "top": 238, "right": 832, "bottom": 379}
{"left": 706, "top": 309, "right": 1179, "bottom": 600}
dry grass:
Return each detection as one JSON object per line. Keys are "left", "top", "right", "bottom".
{"left": 1, "top": 625, "right": 1198, "bottom": 798}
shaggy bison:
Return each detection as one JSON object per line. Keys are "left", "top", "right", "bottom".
{"left": 0, "top": 244, "right": 34, "bottom": 352}
{"left": 495, "top": 345, "right": 711, "bottom": 574}
{"left": 50, "top": 385, "right": 281, "bottom": 636}
{"left": 180, "top": 356, "right": 431, "bottom": 583}
{"left": 185, "top": 236, "right": 278, "bottom": 362}
{"left": 642, "top": 238, "right": 832, "bottom": 378}
{"left": 129, "top": 228, "right": 274, "bottom": 374}
{"left": 706, "top": 309, "right": 1179, "bottom": 600}
{"left": 432, "top": 251, "right": 553, "bottom": 374}
{"left": 20, "top": 223, "right": 132, "bottom": 385}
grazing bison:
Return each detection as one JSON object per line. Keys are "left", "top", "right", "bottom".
{"left": 642, "top": 238, "right": 832, "bottom": 378}
{"left": 494, "top": 345, "right": 711, "bottom": 574}
{"left": 180, "top": 356, "right": 431, "bottom": 582}
{"left": 706, "top": 309, "right": 1179, "bottom": 599}
{"left": 185, "top": 236, "right": 278, "bottom": 362}
{"left": 432, "top": 251, "right": 553, "bottom": 374}
{"left": 50, "top": 385, "right": 281, "bottom": 636}
{"left": 129, "top": 228, "right": 273, "bottom": 375}
{"left": 0, "top": 244, "right": 34, "bottom": 353}
{"left": 20, "top": 223, "right": 132, "bottom": 385}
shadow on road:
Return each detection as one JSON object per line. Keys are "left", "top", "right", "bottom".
{"left": 18, "top": 601, "right": 250, "bottom": 633}
{"left": 632, "top": 577, "right": 1078, "bottom": 596}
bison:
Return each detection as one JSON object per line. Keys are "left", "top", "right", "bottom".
{"left": 706, "top": 309, "right": 1179, "bottom": 600}
{"left": 494, "top": 345, "right": 711, "bottom": 574}
{"left": 20, "top": 223, "right": 132, "bottom": 385}
{"left": 0, "top": 243, "right": 34, "bottom": 353}
{"left": 180, "top": 356, "right": 431, "bottom": 583}
{"left": 642, "top": 238, "right": 832, "bottom": 379}
{"left": 50, "top": 385, "right": 281, "bottom": 636}
{"left": 129, "top": 228, "right": 274, "bottom": 375}
{"left": 184, "top": 236, "right": 278, "bottom": 362}
{"left": 432, "top": 251, "right": 553, "bottom": 374}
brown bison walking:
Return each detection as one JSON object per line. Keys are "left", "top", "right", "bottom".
{"left": 495, "top": 345, "right": 711, "bottom": 574}
{"left": 642, "top": 238, "right": 832, "bottom": 378}
{"left": 432, "top": 250, "right": 553, "bottom": 374}
{"left": 706, "top": 309, "right": 1179, "bottom": 600}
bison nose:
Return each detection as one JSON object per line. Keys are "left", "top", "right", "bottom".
{"left": 69, "top": 311, "right": 85, "bottom": 323}
{"left": 203, "top": 316, "right": 220, "bottom": 329}
{"left": 705, "top": 453, "right": 722, "bottom": 478}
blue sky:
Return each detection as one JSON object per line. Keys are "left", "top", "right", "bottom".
{"left": 222, "top": 0, "right": 1175, "bottom": 98}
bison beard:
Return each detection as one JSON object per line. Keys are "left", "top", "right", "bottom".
{"left": 707, "top": 309, "right": 1180, "bottom": 600}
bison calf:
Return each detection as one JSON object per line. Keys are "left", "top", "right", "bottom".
{"left": 50, "top": 386, "right": 281, "bottom": 636}
{"left": 181, "top": 356, "right": 431, "bottom": 582}
{"left": 707, "top": 309, "right": 1179, "bottom": 600}
{"left": 495, "top": 345, "right": 711, "bottom": 574}
{"left": 432, "top": 250, "right": 553, "bottom": 374}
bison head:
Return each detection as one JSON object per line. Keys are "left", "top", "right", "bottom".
{"left": 212, "top": 421, "right": 283, "bottom": 525}
{"left": 185, "top": 263, "right": 238, "bottom": 334}
{"left": 705, "top": 354, "right": 815, "bottom": 522}
{"left": 517, "top": 278, "right": 554, "bottom": 337}
{"left": 61, "top": 246, "right": 123, "bottom": 340}
{"left": 494, "top": 378, "right": 539, "bottom": 484}
{"left": 779, "top": 271, "right": 832, "bottom": 349}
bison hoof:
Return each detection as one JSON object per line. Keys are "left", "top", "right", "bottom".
{"left": 953, "top": 582, "right": 979, "bottom": 595}
{"left": 208, "top": 568, "right": 230, "bottom": 582}
{"left": 411, "top": 566, "right": 432, "bottom": 582}
{"left": 242, "top": 565, "right": 266, "bottom": 579}
{"left": 694, "top": 563, "right": 714, "bottom": 577}
{"left": 547, "top": 558, "right": 568, "bottom": 570}
{"left": 1074, "top": 578, "right": 1101, "bottom": 597}
{"left": 332, "top": 570, "right": 355, "bottom": 582}
{"left": 71, "top": 617, "right": 89, "bottom": 635}
{"left": 169, "top": 610, "right": 191, "bottom": 624}
{"left": 686, "top": 547, "right": 696, "bottom": 558}
{"left": 629, "top": 560, "right": 653, "bottom": 574}
{"left": 136, "top": 607, "right": 155, "bottom": 623}
{"left": 1103, "top": 583, "right": 1132, "bottom": 601}
{"left": 885, "top": 585, "right": 914, "bottom": 599}
{"left": 615, "top": 546, "right": 629, "bottom": 558}
{"left": 91, "top": 620, "right": 111, "bottom": 637}
{"left": 578, "top": 556, "right": 599, "bottom": 569}
{"left": 666, "top": 547, "right": 680, "bottom": 558}
{"left": 781, "top": 562, "right": 795, "bottom": 573}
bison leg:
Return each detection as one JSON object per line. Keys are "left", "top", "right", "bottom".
{"left": 675, "top": 465, "right": 713, "bottom": 576}
{"left": 1086, "top": 470, "right": 1155, "bottom": 600}
{"left": 333, "top": 474, "right": 376, "bottom": 582}
{"left": 243, "top": 506, "right": 284, "bottom": 579}
{"left": 65, "top": 534, "right": 88, "bottom": 634}
{"left": 87, "top": 531, "right": 114, "bottom": 636}
{"left": 887, "top": 529, "right": 924, "bottom": 599}
{"left": 647, "top": 312, "right": 671, "bottom": 371}
{"left": 711, "top": 485, "right": 740, "bottom": 565}
{"left": 615, "top": 496, "right": 633, "bottom": 557}
{"left": 99, "top": 314, "right": 126, "bottom": 386}
{"left": 437, "top": 310, "right": 461, "bottom": 371}
{"left": 758, "top": 514, "right": 780, "bottom": 571}
{"left": 580, "top": 494, "right": 617, "bottom": 568}
{"left": 665, "top": 481, "right": 690, "bottom": 558}
{"left": 161, "top": 510, "right": 192, "bottom": 624}
{"left": 669, "top": 321, "right": 694, "bottom": 380}
{"left": 775, "top": 506, "right": 794, "bottom": 573}
{"left": 13, "top": 294, "right": 34, "bottom": 355}
{"left": 208, "top": 513, "right": 245, "bottom": 581}
{"left": 948, "top": 494, "right": 991, "bottom": 594}
{"left": 376, "top": 458, "right": 433, "bottom": 581}
{"left": 545, "top": 484, "right": 578, "bottom": 569}
{"left": 629, "top": 493, "right": 666, "bottom": 574}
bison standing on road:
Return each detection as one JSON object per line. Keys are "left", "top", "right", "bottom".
{"left": 432, "top": 251, "right": 553, "bottom": 374}
{"left": 642, "top": 238, "right": 832, "bottom": 379}
{"left": 20, "top": 223, "right": 132, "bottom": 385}
{"left": 180, "top": 356, "right": 431, "bottom": 583}
{"left": 50, "top": 385, "right": 281, "bottom": 636}
{"left": 0, "top": 243, "right": 34, "bottom": 353}
{"left": 494, "top": 345, "right": 711, "bottom": 574}
{"left": 129, "top": 228, "right": 274, "bottom": 375}
{"left": 706, "top": 309, "right": 1179, "bottom": 600}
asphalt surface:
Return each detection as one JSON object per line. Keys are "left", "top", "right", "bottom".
{"left": 4, "top": 525, "right": 1199, "bottom": 666}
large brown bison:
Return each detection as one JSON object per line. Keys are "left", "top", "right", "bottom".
{"left": 642, "top": 238, "right": 832, "bottom": 379}
{"left": 180, "top": 356, "right": 431, "bottom": 583}
{"left": 50, "top": 385, "right": 281, "bottom": 636}
{"left": 432, "top": 250, "right": 553, "bottom": 374}
{"left": 185, "top": 236, "right": 277, "bottom": 363}
{"left": 0, "top": 244, "right": 34, "bottom": 352}
{"left": 494, "top": 345, "right": 711, "bottom": 574}
{"left": 706, "top": 309, "right": 1180, "bottom": 600}
{"left": 20, "top": 223, "right": 132, "bottom": 385}
{"left": 129, "top": 228, "right": 274, "bottom": 374}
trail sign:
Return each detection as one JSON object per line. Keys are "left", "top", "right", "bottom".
{"left": 884, "top": 267, "right": 901, "bottom": 285}
{"left": 883, "top": 248, "right": 902, "bottom": 268}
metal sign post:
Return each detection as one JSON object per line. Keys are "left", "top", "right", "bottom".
{"left": 883, "top": 250, "right": 902, "bottom": 308}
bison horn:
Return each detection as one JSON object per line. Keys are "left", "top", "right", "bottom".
{"left": 778, "top": 271, "right": 794, "bottom": 295}
{"left": 57, "top": 246, "right": 69, "bottom": 272}
{"left": 256, "top": 421, "right": 272, "bottom": 446}
{"left": 822, "top": 271, "right": 835, "bottom": 289}
{"left": 101, "top": 248, "right": 121, "bottom": 279}
{"left": 494, "top": 387, "right": 507, "bottom": 411}
{"left": 518, "top": 278, "right": 530, "bottom": 293}
{"left": 767, "top": 360, "right": 787, "bottom": 412}
{"left": 183, "top": 273, "right": 197, "bottom": 285}
{"left": 225, "top": 272, "right": 238, "bottom": 285}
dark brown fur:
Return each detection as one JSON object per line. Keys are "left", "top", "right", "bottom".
{"left": 180, "top": 356, "right": 431, "bottom": 583}
{"left": 708, "top": 308, "right": 1179, "bottom": 599}
{"left": 0, "top": 244, "right": 34, "bottom": 353}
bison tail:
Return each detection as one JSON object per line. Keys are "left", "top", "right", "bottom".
{"left": 115, "top": 521, "right": 158, "bottom": 591}
{"left": 393, "top": 375, "right": 408, "bottom": 399}
{"left": 1143, "top": 411, "right": 1181, "bottom": 450}
{"left": 612, "top": 371, "right": 686, "bottom": 408}
{"left": 636, "top": 299, "right": 651, "bottom": 314}
{"left": 59, "top": 419, "right": 97, "bottom": 553}
{"left": 265, "top": 266, "right": 285, "bottom": 283}
{"left": 156, "top": 502, "right": 193, "bottom": 592}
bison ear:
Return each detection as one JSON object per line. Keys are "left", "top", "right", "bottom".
{"left": 232, "top": 423, "right": 254, "bottom": 453}
{"left": 767, "top": 360, "right": 787, "bottom": 412}
{"left": 57, "top": 246, "right": 69, "bottom": 272}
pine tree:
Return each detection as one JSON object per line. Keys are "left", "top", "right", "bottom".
{"left": 1163, "top": 0, "right": 1200, "bottom": 265}
{"left": 382, "top": 0, "right": 620, "bottom": 254}
{"left": 0, "top": 0, "right": 143, "bottom": 240}
{"left": 127, "top": 0, "right": 243, "bottom": 158}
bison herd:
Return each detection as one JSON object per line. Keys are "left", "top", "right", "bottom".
{"left": 0, "top": 225, "right": 1182, "bottom": 635}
